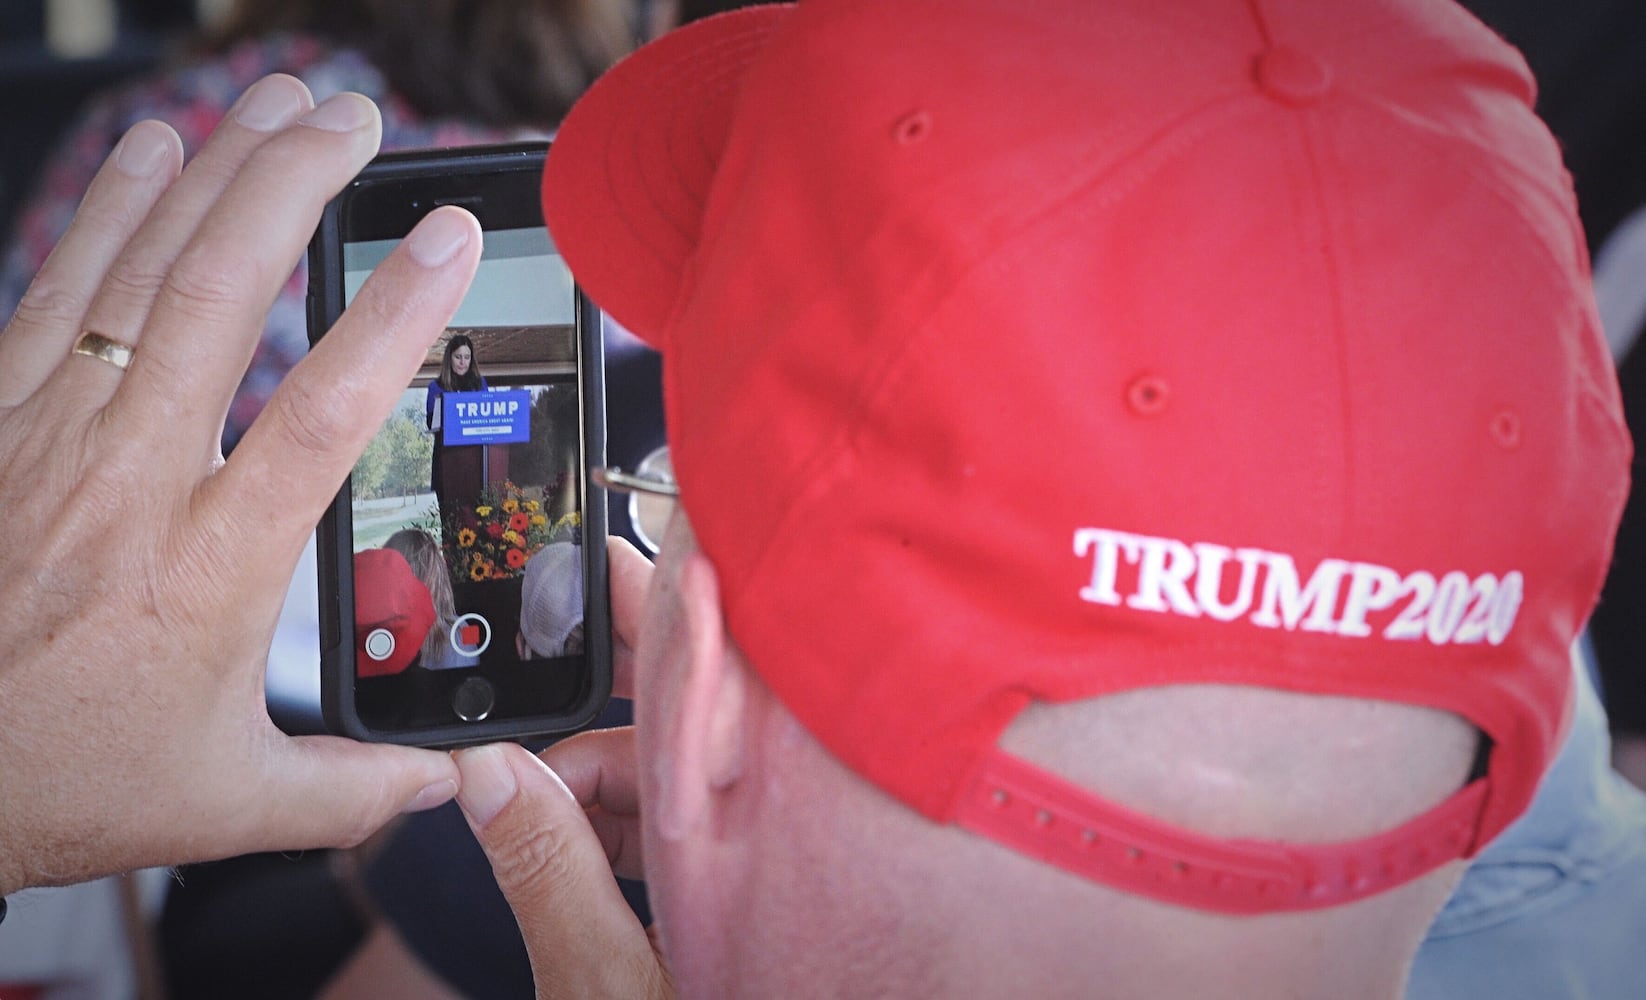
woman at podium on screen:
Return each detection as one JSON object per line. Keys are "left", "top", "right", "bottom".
{"left": 426, "top": 335, "right": 489, "bottom": 535}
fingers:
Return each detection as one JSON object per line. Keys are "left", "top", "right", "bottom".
{"left": 48, "top": 76, "right": 316, "bottom": 419}
{"left": 609, "top": 535, "right": 656, "bottom": 699}
{"left": 243, "top": 733, "right": 460, "bottom": 851}
{"left": 540, "top": 727, "right": 645, "bottom": 879}
{"left": 202, "top": 206, "right": 480, "bottom": 568}
{"left": 454, "top": 743, "right": 672, "bottom": 1000}
{"left": 105, "top": 89, "right": 388, "bottom": 453}
{"left": 0, "top": 119, "right": 182, "bottom": 407}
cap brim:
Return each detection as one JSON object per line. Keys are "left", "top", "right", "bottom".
{"left": 543, "top": 4, "right": 793, "bottom": 346}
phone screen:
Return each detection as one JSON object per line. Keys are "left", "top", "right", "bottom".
{"left": 332, "top": 171, "right": 600, "bottom": 734}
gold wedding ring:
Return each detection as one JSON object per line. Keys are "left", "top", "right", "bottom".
{"left": 71, "top": 330, "right": 135, "bottom": 372}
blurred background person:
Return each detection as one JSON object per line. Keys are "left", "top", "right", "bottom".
{"left": 517, "top": 540, "right": 584, "bottom": 660}
{"left": 385, "top": 527, "right": 477, "bottom": 671}
{"left": 1, "top": 0, "right": 632, "bottom": 455}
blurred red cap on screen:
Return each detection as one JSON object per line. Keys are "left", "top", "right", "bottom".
{"left": 354, "top": 548, "right": 435, "bottom": 678}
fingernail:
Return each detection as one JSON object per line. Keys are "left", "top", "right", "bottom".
{"left": 406, "top": 208, "right": 472, "bottom": 267}
{"left": 402, "top": 778, "right": 457, "bottom": 814}
{"left": 299, "top": 93, "right": 374, "bottom": 133}
{"left": 114, "top": 121, "right": 170, "bottom": 178}
{"left": 234, "top": 75, "right": 305, "bottom": 131}
{"left": 455, "top": 745, "right": 518, "bottom": 827}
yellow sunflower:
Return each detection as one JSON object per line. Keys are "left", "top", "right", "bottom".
{"left": 457, "top": 527, "right": 477, "bottom": 548}
{"left": 475, "top": 505, "right": 493, "bottom": 517}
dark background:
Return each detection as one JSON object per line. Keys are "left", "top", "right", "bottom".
{"left": 5, "top": 1, "right": 1642, "bottom": 269}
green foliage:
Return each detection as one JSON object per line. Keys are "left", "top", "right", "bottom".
{"left": 353, "top": 407, "right": 434, "bottom": 501}
{"left": 510, "top": 383, "right": 579, "bottom": 488}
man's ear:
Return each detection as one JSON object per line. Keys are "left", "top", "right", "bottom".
{"left": 653, "top": 549, "right": 746, "bottom": 841}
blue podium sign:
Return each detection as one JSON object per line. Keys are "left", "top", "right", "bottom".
{"left": 444, "top": 390, "right": 532, "bottom": 445}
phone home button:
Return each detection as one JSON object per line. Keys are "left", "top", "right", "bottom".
{"left": 453, "top": 676, "right": 495, "bottom": 722}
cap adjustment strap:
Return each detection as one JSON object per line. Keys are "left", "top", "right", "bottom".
{"left": 955, "top": 749, "right": 1489, "bottom": 914}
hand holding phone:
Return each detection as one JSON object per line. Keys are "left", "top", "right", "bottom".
{"left": 307, "top": 143, "right": 611, "bottom": 746}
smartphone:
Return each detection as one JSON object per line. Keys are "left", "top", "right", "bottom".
{"left": 305, "top": 142, "right": 611, "bottom": 747}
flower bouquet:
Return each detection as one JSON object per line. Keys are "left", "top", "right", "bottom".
{"left": 441, "top": 480, "right": 578, "bottom": 582}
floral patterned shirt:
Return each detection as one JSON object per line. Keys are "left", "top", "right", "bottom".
{"left": 0, "top": 32, "right": 532, "bottom": 450}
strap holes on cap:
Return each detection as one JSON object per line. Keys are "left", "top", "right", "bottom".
{"left": 1126, "top": 374, "right": 1170, "bottom": 416}
{"left": 893, "top": 110, "right": 932, "bottom": 144}
{"left": 1126, "top": 847, "right": 1144, "bottom": 863}
{"left": 1302, "top": 871, "right": 1336, "bottom": 900}
{"left": 990, "top": 788, "right": 1009, "bottom": 808}
{"left": 1490, "top": 410, "right": 1522, "bottom": 449}
{"left": 1034, "top": 809, "right": 1053, "bottom": 827}
{"left": 1079, "top": 829, "right": 1097, "bottom": 846}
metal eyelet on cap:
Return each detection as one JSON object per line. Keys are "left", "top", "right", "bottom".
{"left": 1126, "top": 374, "right": 1171, "bottom": 416}
{"left": 1490, "top": 409, "right": 1523, "bottom": 449}
{"left": 893, "top": 110, "right": 932, "bottom": 144}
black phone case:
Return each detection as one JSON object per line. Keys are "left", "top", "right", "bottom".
{"left": 306, "top": 142, "right": 612, "bottom": 747}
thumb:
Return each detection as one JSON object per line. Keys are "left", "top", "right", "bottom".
{"left": 455, "top": 743, "right": 673, "bottom": 1000}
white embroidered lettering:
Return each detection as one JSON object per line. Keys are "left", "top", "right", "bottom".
{"left": 1426, "top": 571, "right": 1473, "bottom": 644}
{"left": 1251, "top": 555, "right": 1349, "bottom": 633}
{"left": 1383, "top": 572, "right": 1435, "bottom": 641}
{"left": 1486, "top": 571, "right": 1523, "bottom": 645}
{"left": 1191, "top": 544, "right": 1263, "bottom": 622}
{"left": 1337, "top": 563, "right": 1403, "bottom": 637}
{"left": 1452, "top": 575, "right": 1496, "bottom": 645}
{"left": 1128, "top": 536, "right": 1200, "bottom": 616}
{"left": 1074, "top": 528, "right": 1140, "bottom": 607}
{"left": 1070, "top": 527, "right": 1526, "bottom": 645}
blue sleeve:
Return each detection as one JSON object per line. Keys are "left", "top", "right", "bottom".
{"left": 425, "top": 381, "right": 441, "bottom": 428}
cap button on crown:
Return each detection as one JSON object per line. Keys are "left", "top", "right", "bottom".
{"left": 1255, "top": 46, "right": 1332, "bottom": 106}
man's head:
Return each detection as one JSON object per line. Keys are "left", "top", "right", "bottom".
{"left": 517, "top": 540, "right": 585, "bottom": 659}
{"left": 544, "top": 0, "right": 1629, "bottom": 993}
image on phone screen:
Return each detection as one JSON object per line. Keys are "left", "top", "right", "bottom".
{"left": 339, "top": 222, "right": 590, "bottom": 731}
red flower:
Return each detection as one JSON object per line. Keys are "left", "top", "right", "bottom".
{"left": 505, "top": 548, "right": 526, "bottom": 570}
{"left": 486, "top": 522, "right": 504, "bottom": 539}
{"left": 508, "top": 512, "right": 530, "bottom": 533}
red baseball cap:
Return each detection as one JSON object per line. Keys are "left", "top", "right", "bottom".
{"left": 544, "top": 0, "right": 1631, "bottom": 912}
{"left": 354, "top": 548, "right": 435, "bottom": 678}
